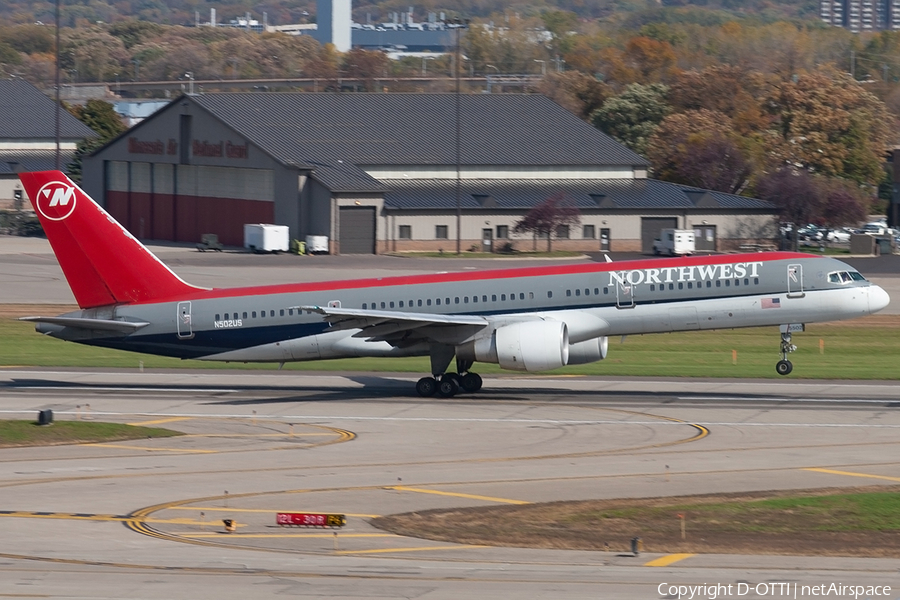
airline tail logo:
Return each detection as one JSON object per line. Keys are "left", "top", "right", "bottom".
{"left": 36, "top": 181, "right": 77, "bottom": 221}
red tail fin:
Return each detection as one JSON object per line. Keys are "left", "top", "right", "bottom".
{"left": 19, "top": 170, "right": 205, "bottom": 309}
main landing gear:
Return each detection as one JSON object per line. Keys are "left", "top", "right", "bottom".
{"left": 416, "top": 349, "right": 483, "bottom": 397}
{"left": 775, "top": 330, "right": 797, "bottom": 376}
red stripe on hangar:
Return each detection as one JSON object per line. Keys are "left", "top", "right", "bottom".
{"left": 136, "top": 251, "right": 817, "bottom": 304}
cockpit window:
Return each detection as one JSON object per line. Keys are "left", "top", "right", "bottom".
{"left": 828, "top": 271, "right": 867, "bottom": 284}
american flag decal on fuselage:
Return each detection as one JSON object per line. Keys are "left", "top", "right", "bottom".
{"left": 762, "top": 297, "right": 781, "bottom": 309}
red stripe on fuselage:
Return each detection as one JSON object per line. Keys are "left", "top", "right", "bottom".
{"left": 132, "top": 252, "right": 819, "bottom": 306}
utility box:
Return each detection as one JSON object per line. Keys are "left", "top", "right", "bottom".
{"left": 305, "top": 235, "right": 329, "bottom": 255}
{"left": 849, "top": 234, "right": 876, "bottom": 255}
{"left": 653, "top": 229, "right": 695, "bottom": 256}
{"left": 244, "top": 224, "right": 289, "bottom": 253}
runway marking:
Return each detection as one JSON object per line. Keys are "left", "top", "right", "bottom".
{"left": 179, "top": 533, "right": 397, "bottom": 539}
{"left": 802, "top": 467, "right": 900, "bottom": 483}
{"left": 644, "top": 553, "right": 696, "bottom": 567}
{"left": 127, "top": 416, "right": 193, "bottom": 426}
{"left": 169, "top": 506, "right": 380, "bottom": 518}
{"left": 335, "top": 545, "right": 487, "bottom": 555}
{"left": 388, "top": 486, "right": 530, "bottom": 505}
{"left": 0, "top": 510, "right": 214, "bottom": 526}
{"left": 9, "top": 386, "right": 236, "bottom": 393}
{"left": 81, "top": 443, "right": 217, "bottom": 454}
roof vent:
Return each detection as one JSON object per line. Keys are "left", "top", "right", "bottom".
{"left": 472, "top": 194, "right": 496, "bottom": 208}
{"left": 590, "top": 193, "right": 614, "bottom": 208}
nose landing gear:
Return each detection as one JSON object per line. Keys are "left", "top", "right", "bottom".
{"left": 775, "top": 330, "right": 797, "bottom": 375}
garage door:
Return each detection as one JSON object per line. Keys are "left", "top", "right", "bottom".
{"left": 339, "top": 206, "right": 376, "bottom": 254}
{"left": 641, "top": 217, "right": 678, "bottom": 254}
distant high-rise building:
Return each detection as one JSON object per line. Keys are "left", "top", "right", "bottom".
{"left": 820, "top": 0, "right": 900, "bottom": 31}
{"left": 317, "top": 0, "right": 352, "bottom": 52}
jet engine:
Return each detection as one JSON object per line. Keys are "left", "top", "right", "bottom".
{"left": 567, "top": 336, "right": 609, "bottom": 365}
{"left": 456, "top": 320, "right": 569, "bottom": 372}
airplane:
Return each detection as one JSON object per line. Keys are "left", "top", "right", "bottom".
{"left": 16, "top": 170, "right": 890, "bottom": 397}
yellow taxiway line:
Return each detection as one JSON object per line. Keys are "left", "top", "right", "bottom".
{"left": 168, "top": 506, "right": 380, "bottom": 518}
{"left": 179, "top": 532, "right": 396, "bottom": 539}
{"left": 335, "top": 545, "right": 487, "bottom": 555}
{"left": 644, "top": 553, "right": 696, "bottom": 567}
{"left": 388, "top": 486, "right": 530, "bottom": 505}
{"left": 127, "top": 416, "right": 193, "bottom": 427}
{"left": 802, "top": 467, "right": 900, "bottom": 483}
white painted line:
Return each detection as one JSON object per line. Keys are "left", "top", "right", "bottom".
{"left": 676, "top": 396, "right": 899, "bottom": 404}
{"left": 10, "top": 386, "right": 237, "bottom": 393}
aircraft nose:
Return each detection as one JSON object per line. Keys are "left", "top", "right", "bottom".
{"left": 869, "top": 285, "right": 890, "bottom": 314}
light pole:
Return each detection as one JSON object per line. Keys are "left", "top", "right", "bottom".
{"left": 442, "top": 16, "right": 469, "bottom": 255}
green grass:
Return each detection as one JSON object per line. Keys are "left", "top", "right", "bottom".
{"left": 574, "top": 491, "right": 900, "bottom": 533}
{"left": 0, "top": 420, "right": 181, "bottom": 447}
{"left": 2, "top": 317, "right": 898, "bottom": 379}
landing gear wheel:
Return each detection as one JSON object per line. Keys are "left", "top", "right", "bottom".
{"left": 460, "top": 372, "right": 483, "bottom": 393}
{"left": 416, "top": 377, "right": 437, "bottom": 397}
{"left": 775, "top": 360, "right": 793, "bottom": 376}
{"left": 436, "top": 376, "right": 459, "bottom": 398}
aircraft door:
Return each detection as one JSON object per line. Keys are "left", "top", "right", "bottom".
{"left": 177, "top": 301, "right": 194, "bottom": 339}
{"left": 787, "top": 263, "right": 804, "bottom": 298}
{"left": 615, "top": 279, "right": 635, "bottom": 309}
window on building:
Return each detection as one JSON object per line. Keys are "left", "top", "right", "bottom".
{"left": 398, "top": 225, "right": 412, "bottom": 239}
{"left": 496, "top": 225, "right": 509, "bottom": 239}
{"left": 583, "top": 224, "right": 596, "bottom": 239}
{"left": 435, "top": 225, "right": 448, "bottom": 239}
{"left": 556, "top": 225, "right": 570, "bottom": 239}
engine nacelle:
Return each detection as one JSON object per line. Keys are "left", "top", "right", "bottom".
{"left": 457, "top": 320, "right": 569, "bottom": 372}
{"left": 567, "top": 336, "right": 609, "bottom": 365}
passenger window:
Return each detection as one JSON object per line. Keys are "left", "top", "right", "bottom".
{"left": 482, "top": 295, "right": 488, "bottom": 302}
{"left": 427, "top": 299, "right": 431, "bottom": 306}
{"left": 725, "top": 280, "right": 731, "bottom": 287}
{"left": 501, "top": 294, "right": 506, "bottom": 301}
{"left": 678, "top": 283, "right": 683, "bottom": 290}
{"left": 399, "top": 301, "right": 404, "bottom": 308}
{"left": 215, "top": 314, "right": 220, "bottom": 320}
{"left": 706, "top": 281, "right": 711, "bottom": 288}
{"left": 668, "top": 284, "right": 674, "bottom": 290}
{"left": 381, "top": 302, "right": 386, "bottom": 309}
{"left": 455, "top": 297, "right": 460, "bottom": 304}
{"left": 734, "top": 280, "right": 740, "bottom": 286}
{"left": 566, "top": 290, "right": 572, "bottom": 297}
{"left": 529, "top": 292, "right": 534, "bottom": 299}
{"left": 280, "top": 309, "right": 284, "bottom": 316}
{"left": 464, "top": 297, "right": 469, "bottom": 303}
{"left": 492, "top": 294, "right": 497, "bottom": 302}
{"left": 473, "top": 296, "right": 478, "bottom": 303}
{"left": 289, "top": 309, "right": 294, "bottom": 316}
{"left": 418, "top": 299, "right": 423, "bottom": 307}
{"left": 242, "top": 312, "right": 248, "bottom": 319}
{"left": 744, "top": 279, "right": 749, "bottom": 286}
{"left": 687, "top": 282, "right": 693, "bottom": 289}
{"left": 389, "top": 301, "right": 395, "bottom": 308}
{"left": 445, "top": 298, "right": 450, "bottom": 305}
{"left": 754, "top": 278, "right": 759, "bottom": 285}
{"left": 547, "top": 291, "right": 553, "bottom": 298}
{"left": 716, "top": 281, "right": 721, "bottom": 288}
{"left": 575, "top": 289, "right": 581, "bottom": 296}
{"left": 594, "top": 288, "right": 599, "bottom": 295}
{"left": 252, "top": 311, "right": 257, "bottom": 318}
{"left": 604, "top": 288, "right": 609, "bottom": 295}
{"left": 436, "top": 298, "right": 441, "bottom": 305}
{"left": 650, "top": 285, "right": 655, "bottom": 292}
{"left": 362, "top": 304, "right": 367, "bottom": 309}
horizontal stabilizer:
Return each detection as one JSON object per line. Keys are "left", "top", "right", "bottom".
{"left": 19, "top": 316, "right": 150, "bottom": 333}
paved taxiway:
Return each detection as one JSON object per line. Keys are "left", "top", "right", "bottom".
{"left": 2, "top": 370, "right": 900, "bottom": 598}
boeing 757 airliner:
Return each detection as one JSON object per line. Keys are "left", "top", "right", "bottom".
{"left": 17, "top": 171, "right": 890, "bottom": 396}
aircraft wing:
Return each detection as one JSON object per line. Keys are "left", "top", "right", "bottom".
{"left": 299, "top": 305, "right": 491, "bottom": 346}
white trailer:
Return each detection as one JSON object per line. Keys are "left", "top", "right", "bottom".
{"left": 653, "top": 229, "right": 695, "bottom": 256}
{"left": 244, "top": 224, "right": 290, "bottom": 253}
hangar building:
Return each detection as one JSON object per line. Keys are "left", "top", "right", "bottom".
{"left": 82, "top": 93, "right": 776, "bottom": 254}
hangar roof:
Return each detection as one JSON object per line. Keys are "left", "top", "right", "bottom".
{"left": 189, "top": 93, "right": 647, "bottom": 192}
{"left": 0, "top": 80, "right": 96, "bottom": 140}
{"left": 381, "top": 179, "right": 773, "bottom": 211}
